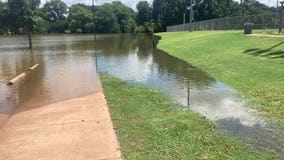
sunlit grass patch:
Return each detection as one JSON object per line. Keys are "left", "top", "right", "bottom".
{"left": 101, "top": 74, "right": 277, "bottom": 160}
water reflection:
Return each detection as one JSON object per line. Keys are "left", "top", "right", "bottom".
{"left": 95, "top": 34, "right": 283, "bottom": 157}
{"left": 0, "top": 35, "right": 101, "bottom": 127}
{"left": 0, "top": 34, "right": 283, "bottom": 157}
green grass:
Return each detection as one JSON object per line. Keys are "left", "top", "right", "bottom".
{"left": 156, "top": 31, "right": 284, "bottom": 123}
{"left": 253, "top": 29, "right": 282, "bottom": 35}
{"left": 101, "top": 74, "right": 277, "bottom": 160}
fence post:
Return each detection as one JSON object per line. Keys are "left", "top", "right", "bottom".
{"left": 279, "top": 1, "right": 284, "bottom": 33}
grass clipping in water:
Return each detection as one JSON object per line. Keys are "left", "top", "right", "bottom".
{"left": 100, "top": 74, "right": 276, "bottom": 160}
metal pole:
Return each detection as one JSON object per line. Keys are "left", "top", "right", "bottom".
{"left": 277, "top": 0, "right": 279, "bottom": 8}
{"left": 183, "top": 13, "right": 186, "bottom": 31}
{"left": 189, "top": 0, "right": 193, "bottom": 32}
{"left": 92, "top": 0, "right": 96, "bottom": 40}
{"left": 279, "top": 1, "right": 284, "bottom": 33}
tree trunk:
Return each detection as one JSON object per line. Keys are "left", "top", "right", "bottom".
{"left": 28, "top": 29, "right": 32, "bottom": 49}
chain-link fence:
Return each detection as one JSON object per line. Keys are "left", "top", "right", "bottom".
{"left": 167, "top": 12, "right": 280, "bottom": 32}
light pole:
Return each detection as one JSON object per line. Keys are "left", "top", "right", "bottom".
{"left": 92, "top": 0, "right": 96, "bottom": 40}
{"left": 279, "top": 1, "right": 284, "bottom": 33}
{"left": 189, "top": 0, "right": 193, "bottom": 32}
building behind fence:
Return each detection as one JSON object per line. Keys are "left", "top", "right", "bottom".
{"left": 167, "top": 12, "right": 280, "bottom": 32}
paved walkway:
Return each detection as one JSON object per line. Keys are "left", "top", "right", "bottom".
{"left": 249, "top": 34, "right": 284, "bottom": 38}
{"left": 0, "top": 92, "right": 122, "bottom": 160}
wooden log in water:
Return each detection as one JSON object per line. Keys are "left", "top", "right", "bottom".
{"left": 7, "top": 73, "right": 27, "bottom": 85}
{"left": 28, "top": 64, "right": 39, "bottom": 71}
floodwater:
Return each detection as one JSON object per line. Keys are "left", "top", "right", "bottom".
{"left": 0, "top": 34, "right": 283, "bottom": 157}
{"left": 0, "top": 35, "right": 101, "bottom": 125}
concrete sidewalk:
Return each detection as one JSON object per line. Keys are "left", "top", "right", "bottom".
{"left": 0, "top": 92, "right": 122, "bottom": 160}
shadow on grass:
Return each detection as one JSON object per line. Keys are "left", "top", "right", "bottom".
{"left": 244, "top": 42, "right": 284, "bottom": 59}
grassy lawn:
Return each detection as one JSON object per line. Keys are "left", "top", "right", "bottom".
{"left": 253, "top": 29, "right": 283, "bottom": 35}
{"left": 156, "top": 31, "right": 284, "bottom": 123}
{"left": 101, "top": 74, "right": 276, "bottom": 160}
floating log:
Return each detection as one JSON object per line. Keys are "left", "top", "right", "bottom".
{"left": 28, "top": 64, "right": 39, "bottom": 71}
{"left": 7, "top": 73, "right": 27, "bottom": 85}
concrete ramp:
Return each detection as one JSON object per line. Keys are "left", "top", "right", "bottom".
{"left": 0, "top": 93, "right": 122, "bottom": 160}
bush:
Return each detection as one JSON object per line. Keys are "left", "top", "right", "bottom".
{"left": 65, "top": 29, "right": 71, "bottom": 34}
{"left": 76, "top": 28, "right": 82, "bottom": 33}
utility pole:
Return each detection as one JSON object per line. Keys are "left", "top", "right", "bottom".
{"left": 183, "top": 13, "right": 186, "bottom": 31}
{"left": 92, "top": 0, "right": 96, "bottom": 40}
{"left": 189, "top": 0, "right": 193, "bottom": 32}
{"left": 277, "top": 0, "right": 279, "bottom": 8}
{"left": 279, "top": 1, "right": 284, "bottom": 33}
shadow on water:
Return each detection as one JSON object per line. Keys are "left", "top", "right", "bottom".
{"left": 244, "top": 41, "right": 284, "bottom": 58}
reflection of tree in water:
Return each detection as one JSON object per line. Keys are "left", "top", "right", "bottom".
{"left": 136, "top": 34, "right": 153, "bottom": 60}
{"left": 95, "top": 34, "right": 137, "bottom": 57}
{"left": 152, "top": 49, "right": 215, "bottom": 87}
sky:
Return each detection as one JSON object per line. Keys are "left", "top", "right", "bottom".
{"left": 39, "top": 0, "right": 276, "bottom": 10}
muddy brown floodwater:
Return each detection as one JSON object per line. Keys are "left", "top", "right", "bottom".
{"left": 0, "top": 34, "right": 283, "bottom": 158}
{"left": 0, "top": 35, "right": 101, "bottom": 126}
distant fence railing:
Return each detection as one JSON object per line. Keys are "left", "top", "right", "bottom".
{"left": 167, "top": 12, "right": 280, "bottom": 32}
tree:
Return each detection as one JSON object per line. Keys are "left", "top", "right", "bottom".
{"left": 95, "top": 4, "right": 120, "bottom": 33}
{"left": 42, "top": 0, "right": 67, "bottom": 22}
{"left": 153, "top": 0, "right": 189, "bottom": 31}
{"left": 110, "top": 1, "right": 136, "bottom": 33}
{"left": 137, "top": 1, "right": 153, "bottom": 25}
{"left": 0, "top": 1, "right": 7, "bottom": 34}
{"left": 42, "top": 0, "right": 68, "bottom": 33}
{"left": 5, "top": 0, "right": 42, "bottom": 49}
{"left": 95, "top": 2, "right": 136, "bottom": 33}
{"left": 68, "top": 4, "right": 93, "bottom": 33}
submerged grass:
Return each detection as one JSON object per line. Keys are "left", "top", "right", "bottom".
{"left": 101, "top": 74, "right": 276, "bottom": 160}
{"left": 156, "top": 31, "right": 284, "bottom": 123}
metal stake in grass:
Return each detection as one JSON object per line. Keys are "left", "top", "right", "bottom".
{"left": 279, "top": 1, "right": 284, "bottom": 33}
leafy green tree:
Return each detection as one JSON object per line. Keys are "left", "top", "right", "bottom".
{"left": 5, "top": 0, "right": 42, "bottom": 48}
{"left": 42, "top": 0, "right": 68, "bottom": 33}
{"left": 121, "top": 17, "right": 136, "bottom": 33}
{"left": 42, "top": 0, "right": 67, "bottom": 22}
{"left": 95, "top": 4, "right": 120, "bottom": 33}
{"left": 194, "top": 0, "right": 272, "bottom": 21}
{"left": 136, "top": 1, "right": 153, "bottom": 25}
{"left": 95, "top": 2, "right": 136, "bottom": 33}
{"left": 0, "top": 1, "right": 7, "bottom": 34}
{"left": 68, "top": 4, "right": 93, "bottom": 33}
{"left": 110, "top": 1, "right": 136, "bottom": 33}
{"left": 153, "top": 0, "right": 189, "bottom": 31}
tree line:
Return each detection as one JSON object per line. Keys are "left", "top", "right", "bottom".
{"left": 0, "top": 0, "right": 276, "bottom": 36}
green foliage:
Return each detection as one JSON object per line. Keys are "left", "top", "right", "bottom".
{"left": 95, "top": 4, "right": 120, "bottom": 33}
{"left": 134, "top": 25, "right": 146, "bottom": 33}
{"left": 68, "top": 4, "right": 93, "bottom": 33}
{"left": 0, "top": 1, "right": 7, "bottom": 34}
{"left": 76, "top": 28, "right": 82, "bottom": 33}
{"left": 95, "top": 1, "right": 136, "bottom": 33}
{"left": 101, "top": 74, "right": 276, "bottom": 160}
{"left": 153, "top": 0, "right": 189, "bottom": 31}
{"left": 42, "top": 0, "right": 67, "bottom": 22}
{"left": 136, "top": 1, "right": 153, "bottom": 26}
{"left": 64, "top": 29, "right": 71, "bottom": 34}
{"left": 46, "top": 19, "right": 68, "bottom": 33}
{"left": 152, "top": 0, "right": 274, "bottom": 31}
{"left": 5, "top": 0, "right": 42, "bottom": 31}
{"left": 0, "top": 0, "right": 277, "bottom": 34}
{"left": 157, "top": 31, "right": 284, "bottom": 123}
